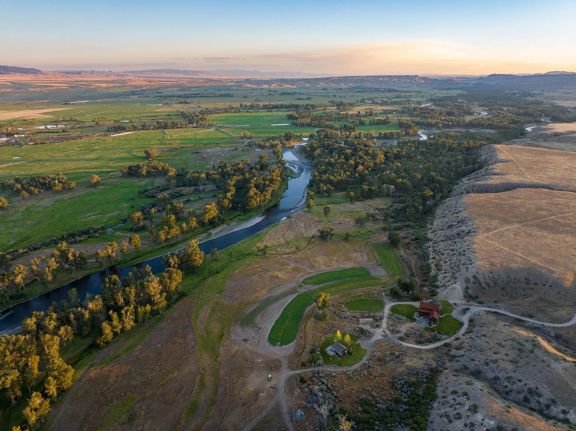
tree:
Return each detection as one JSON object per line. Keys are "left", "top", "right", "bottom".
{"left": 388, "top": 231, "right": 401, "bottom": 247}
{"left": 88, "top": 174, "right": 102, "bottom": 186}
{"left": 0, "top": 196, "right": 8, "bottom": 209}
{"left": 130, "top": 234, "right": 141, "bottom": 249}
{"left": 23, "top": 392, "right": 50, "bottom": 427}
{"left": 202, "top": 202, "right": 219, "bottom": 225}
{"left": 131, "top": 212, "right": 144, "bottom": 230}
{"left": 323, "top": 206, "right": 331, "bottom": 216}
{"left": 343, "top": 333, "right": 352, "bottom": 347}
{"left": 96, "top": 321, "right": 114, "bottom": 347}
{"left": 181, "top": 240, "right": 204, "bottom": 269}
{"left": 163, "top": 254, "right": 180, "bottom": 269}
{"left": 318, "top": 226, "right": 334, "bottom": 240}
{"left": 11, "top": 264, "right": 28, "bottom": 289}
{"left": 335, "top": 330, "right": 343, "bottom": 341}
{"left": 120, "top": 241, "right": 129, "bottom": 254}
{"left": 315, "top": 292, "right": 330, "bottom": 309}
{"left": 306, "top": 198, "right": 315, "bottom": 208}
{"left": 20, "top": 191, "right": 30, "bottom": 200}
{"left": 338, "top": 415, "right": 353, "bottom": 431}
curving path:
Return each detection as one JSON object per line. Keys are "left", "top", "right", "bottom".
{"left": 240, "top": 273, "right": 576, "bottom": 431}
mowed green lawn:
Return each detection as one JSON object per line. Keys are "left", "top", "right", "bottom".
{"left": 373, "top": 243, "right": 405, "bottom": 279}
{"left": 302, "top": 267, "right": 371, "bottom": 285}
{"left": 209, "top": 112, "right": 316, "bottom": 137}
{"left": 432, "top": 316, "right": 462, "bottom": 336}
{"left": 268, "top": 272, "right": 383, "bottom": 345}
{"left": 390, "top": 304, "right": 417, "bottom": 321}
{"left": 345, "top": 298, "right": 384, "bottom": 312}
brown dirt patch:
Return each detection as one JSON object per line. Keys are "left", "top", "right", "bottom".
{"left": 489, "top": 144, "right": 576, "bottom": 189}
{"left": 543, "top": 123, "right": 576, "bottom": 133}
{"left": 0, "top": 107, "right": 70, "bottom": 120}
{"left": 201, "top": 339, "right": 281, "bottom": 430}
{"left": 466, "top": 188, "right": 576, "bottom": 319}
{"left": 224, "top": 236, "right": 375, "bottom": 306}
{"left": 47, "top": 295, "right": 200, "bottom": 431}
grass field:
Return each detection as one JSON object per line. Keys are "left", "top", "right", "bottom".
{"left": 356, "top": 123, "right": 400, "bottom": 133}
{"left": 0, "top": 125, "right": 267, "bottom": 250}
{"left": 344, "top": 298, "right": 384, "bottom": 312}
{"left": 320, "top": 335, "right": 366, "bottom": 367}
{"left": 209, "top": 112, "right": 316, "bottom": 136}
{"left": 268, "top": 274, "right": 382, "bottom": 345}
{"left": 440, "top": 300, "right": 454, "bottom": 315}
{"left": 302, "top": 267, "right": 371, "bottom": 285}
{"left": 373, "top": 243, "right": 405, "bottom": 278}
{"left": 390, "top": 304, "right": 417, "bottom": 321}
{"left": 428, "top": 315, "right": 462, "bottom": 336}
{"left": 0, "top": 128, "right": 242, "bottom": 179}
{"left": 0, "top": 177, "right": 153, "bottom": 250}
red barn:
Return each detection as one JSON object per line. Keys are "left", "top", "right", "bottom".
{"left": 418, "top": 301, "right": 440, "bottom": 323}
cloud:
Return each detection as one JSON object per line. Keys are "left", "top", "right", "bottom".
{"left": 165, "top": 40, "right": 573, "bottom": 75}
{"left": 33, "top": 39, "right": 575, "bottom": 75}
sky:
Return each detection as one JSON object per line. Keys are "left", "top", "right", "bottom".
{"left": 1, "top": 0, "right": 575, "bottom": 76}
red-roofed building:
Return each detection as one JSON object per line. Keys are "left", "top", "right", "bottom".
{"left": 418, "top": 301, "right": 440, "bottom": 323}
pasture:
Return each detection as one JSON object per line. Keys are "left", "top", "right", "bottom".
{"left": 209, "top": 111, "right": 316, "bottom": 136}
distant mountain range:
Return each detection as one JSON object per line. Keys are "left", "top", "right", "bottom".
{"left": 1, "top": 64, "right": 576, "bottom": 91}
{"left": 0, "top": 65, "right": 42, "bottom": 75}
{"left": 474, "top": 73, "right": 576, "bottom": 91}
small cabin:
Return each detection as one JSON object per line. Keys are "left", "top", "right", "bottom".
{"left": 417, "top": 301, "right": 440, "bottom": 323}
{"left": 326, "top": 340, "right": 349, "bottom": 357}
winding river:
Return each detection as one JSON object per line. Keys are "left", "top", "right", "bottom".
{"left": 0, "top": 147, "right": 312, "bottom": 334}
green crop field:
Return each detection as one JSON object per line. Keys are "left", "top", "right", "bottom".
{"left": 301, "top": 267, "right": 371, "bottom": 285}
{"left": 373, "top": 243, "right": 405, "bottom": 278}
{"left": 268, "top": 274, "right": 382, "bottom": 345}
{"left": 209, "top": 112, "right": 316, "bottom": 136}
{"left": 356, "top": 123, "right": 400, "bottom": 132}
{"left": 0, "top": 128, "right": 244, "bottom": 180}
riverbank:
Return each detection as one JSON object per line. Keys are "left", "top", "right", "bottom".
{"left": 0, "top": 146, "right": 312, "bottom": 333}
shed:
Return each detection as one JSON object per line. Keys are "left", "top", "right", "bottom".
{"left": 418, "top": 301, "right": 440, "bottom": 323}
{"left": 328, "top": 341, "right": 349, "bottom": 357}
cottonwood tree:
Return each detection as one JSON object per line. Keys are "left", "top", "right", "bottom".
{"left": 129, "top": 234, "right": 141, "bottom": 249}
{"left": 0, "top": 196, "right": 8, "bottom": 209}
{"left": 202, "top": 202, "right": 219, "bottom": 225}
{"left": 88, "top": 174, "right": 101, "bottom": 186}
{"left": 181, "top": 240, "right": 204, "bottom": 269}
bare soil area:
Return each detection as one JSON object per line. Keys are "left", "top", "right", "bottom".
{"left": 486, "top": 144, "right": 576, "bottom": 190}
{"left": 0, "top": 107, "right": 70, "bottom": 120}
{"left": 47, "top": 295, "right": 201, "bottom": 431}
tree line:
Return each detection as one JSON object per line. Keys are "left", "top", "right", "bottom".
{"left": 0, "top": 254, "right": 193, "bottom": 430}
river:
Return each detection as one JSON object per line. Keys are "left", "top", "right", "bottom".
{"left": 0, "top": 147, "right": 312, "bottom": 334}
